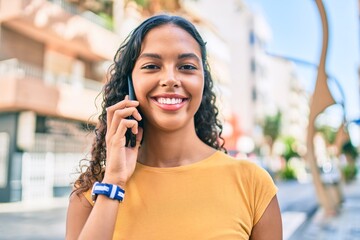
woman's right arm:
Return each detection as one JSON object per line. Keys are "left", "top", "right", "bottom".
{"left": 66, "top": 96, "right": 143, "bottom": 240}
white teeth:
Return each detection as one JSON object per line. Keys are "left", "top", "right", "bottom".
{"left": 157, "top": 98, "right": 183, "bottom": 105}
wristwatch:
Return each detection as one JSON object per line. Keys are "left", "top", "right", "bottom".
{"left": 91, "top": 182, "right": 125, "bottom": 202}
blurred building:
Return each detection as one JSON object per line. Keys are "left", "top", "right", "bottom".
{"left": 0, "top": 0, "right": 120, "bottom": 203}
{"left": 182, "top": 0, "right": 309, "bottom": 154}
{"left": 257, "top": 55, "right": 309, "bottom": 143}
{"left": 183, "top": 0, "right": 256, "bottom": 141}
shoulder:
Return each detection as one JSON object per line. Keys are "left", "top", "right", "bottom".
{"left": 213, "top": 151, "right": 276, "bottom": 187}
{"left": 214, "top": 151, "right": 267, "bottom": 174}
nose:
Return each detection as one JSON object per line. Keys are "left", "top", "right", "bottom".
{"left": 159, "top": 68, "right": 181, "bottom": 88}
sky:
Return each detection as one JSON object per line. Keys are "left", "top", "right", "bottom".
{"left": 245, "top": 0, "right": 360, "bottom": 144}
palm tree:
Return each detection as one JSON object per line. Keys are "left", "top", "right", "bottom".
{"left": 263, "top": 111, "right": 282, "bottom": 153}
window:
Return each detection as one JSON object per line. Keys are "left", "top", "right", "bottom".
{"left": 249, "top": 31, "right": 255, "bottom": 45}
{"left": 0, "top": 132, "right": 10, "bottom": 188}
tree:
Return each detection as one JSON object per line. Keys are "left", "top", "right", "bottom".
{"left": 263, "top": 111, "right": 282, "bottom": 152}
{"left": 341, "top": 140, "right": 359, "bottom": 182}
{"left": 281, "top": 136, "right": 300, "bottom": 162}
{"left": 316, "top": 124, "right": 337, "bottom": 145}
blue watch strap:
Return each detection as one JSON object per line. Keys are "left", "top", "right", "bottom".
{"left": 91, "top": 182, "right": 125, "bottom": 202}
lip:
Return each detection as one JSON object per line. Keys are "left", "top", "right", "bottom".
{"left": 151, "top": 93, "right": 189, "bottom": 111}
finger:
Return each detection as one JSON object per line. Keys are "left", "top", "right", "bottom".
{"left": 107, "top": 107, "right": 141, "bottom": 138}
{"left": 106, "top": 95, "right": 129, "bottom": 131}
{"left": 112, "top": 119, "right": 139, "bottom": 146}
{"left": 108, "top": 96, "right": 139, "bottom": 116}
{"left": 109, "top": 119, "right": 138, "bottom": 148}
{"left": 106, "top": 96, "right": 139, "bottom": 128}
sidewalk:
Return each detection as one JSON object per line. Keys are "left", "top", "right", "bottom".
{"left": 289, "top": 178, "right": 360, "bottom": 240}
{"left": 276, "top": 180, "right": 318, "bottom": 239}
{"left": 0, "top": 197, "right": 68, "bottom": 213}
{"left": 0, "top": 198, "right": 68, "bottom": 240}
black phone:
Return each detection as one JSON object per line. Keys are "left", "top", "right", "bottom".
{"left": 125, "top": 76, "right": 137, "bottom": 147}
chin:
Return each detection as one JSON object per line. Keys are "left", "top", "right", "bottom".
{"left": 153, "top": 117, "right": 193, "bottom": 132}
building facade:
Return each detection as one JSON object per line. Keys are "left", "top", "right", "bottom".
{"left": 182, "top": 0, "right": 309, "bottom": 155}
{"left": 0, "top": 0, "right": 120, "bottom": 202}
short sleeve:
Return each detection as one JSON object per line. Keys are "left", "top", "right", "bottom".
{"left": 252, "top": 166, "right": 278, "bottom": 225}
{"left": 83, "top": 188, "right": 95, "bottom": 206}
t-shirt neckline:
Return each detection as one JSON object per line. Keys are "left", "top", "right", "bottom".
{"left": 135, "top": 150, "right": 221, "bottom": 173}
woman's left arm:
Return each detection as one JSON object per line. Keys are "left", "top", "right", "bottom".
{"left": 250, "top": 195, "right": 283, "bottom": 240}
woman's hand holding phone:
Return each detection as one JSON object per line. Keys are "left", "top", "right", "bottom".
{"left": 103, "top": 96, "right": 143, "bottom": 188}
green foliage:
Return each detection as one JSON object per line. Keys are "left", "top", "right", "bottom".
{"left": 263, "top": 111, "right": 281, "bottom": 143}
{"left": 342, "top": 164, "right": 358, "bottom": 182}
{"left": 316, "top": 125, "right": 337, "bottom": 145}
{"left": 281, "top": 136, "right": 300, "bottom": 162}
{"left": 133, "top": 0, "right": 149, "bottom": 8}
{"left": 278, "top": 165, "right": 297, "bottom": 180}
{"left": 98, "top": 12, "right": 113, "bottom": 30}
{"left": 342, "top": 140, "right": 359, "bottom": 160}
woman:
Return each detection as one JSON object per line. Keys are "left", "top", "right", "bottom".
{"left": 66, "top": 14, "right": 282, "bottom": 240}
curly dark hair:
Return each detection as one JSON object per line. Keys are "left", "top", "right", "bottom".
{"left": 74, "top": 14, "right": 226, "bottom": 195}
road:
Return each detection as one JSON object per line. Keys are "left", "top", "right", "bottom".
{"left": 277, "top": 180, "right": 318, "bottom": 213}
{"left": 0, "top": 206, "right": 67, "bottom": 240}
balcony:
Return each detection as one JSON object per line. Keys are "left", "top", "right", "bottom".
{"left": 47, "top": 0, "right": 113, "bottom": 30}
{"left": 0, "top": 58, "right": 103, "bottom": 122}
{"left": 0, "top": 0, "right": 121, "bottom": 60}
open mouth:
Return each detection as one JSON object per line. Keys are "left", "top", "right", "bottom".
{"left": 155, "top": 97, "right": 185, "bottom": 105}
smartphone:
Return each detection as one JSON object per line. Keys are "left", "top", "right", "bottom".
{"left": 125, "top": 76, "right": 137, "bottom": 147}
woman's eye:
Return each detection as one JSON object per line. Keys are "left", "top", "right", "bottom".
{"left": 141, "top": 64, "right": 159, "bottom": 70}
{"left": 179, "top": 64, "right": 197, "bottom": 70}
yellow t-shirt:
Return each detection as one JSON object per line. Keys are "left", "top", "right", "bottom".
{"left": 84, "top": 151, "right": 277, "bottom": 240}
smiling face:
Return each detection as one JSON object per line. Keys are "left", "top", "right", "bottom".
{"left": 131, "top": 24, "right": 205, "bottom": 133}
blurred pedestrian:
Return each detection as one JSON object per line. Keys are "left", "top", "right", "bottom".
{"left": 66, "top": 14, "right": 282, "bottom": 240}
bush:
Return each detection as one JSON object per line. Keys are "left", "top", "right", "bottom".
{"left": 279, "top": 165, "right": 297, "bottom": 180}
{"left": 342, "top": 164, "right": 358, "bottom": 182}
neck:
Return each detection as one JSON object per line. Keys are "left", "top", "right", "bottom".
{"left": 138, "top": 124, "right": 215, "bottom": 167}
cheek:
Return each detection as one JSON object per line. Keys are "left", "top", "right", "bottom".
{"left": 133, "top": 81, "right": 154, "bottom": 117}
{"left": 133, "top": 80, "right": 148, "bottom": 101}
{"left": 186, "top": 79, "right": 204, "bottom": 100}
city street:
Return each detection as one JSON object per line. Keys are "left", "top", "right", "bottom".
{"left": 290, "top": 178, "right": 360, "bottom": 240}
{"left": 0, "top": 207, "right": 66, "bottom": 240}
{"left": 0, "top": 180, "right": 318, "bottom": 240}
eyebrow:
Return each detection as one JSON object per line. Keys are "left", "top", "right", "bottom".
{"left": 138, "top": 53, "right": 161, "bottom": 59}
{"left": 178, "top": 53, "right": 201, "bottom": 63}
{"left": 138, "top": 53, "right": 201, "bottom": 62}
